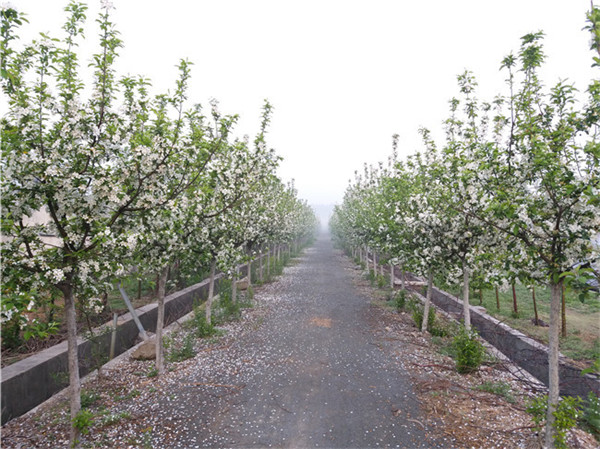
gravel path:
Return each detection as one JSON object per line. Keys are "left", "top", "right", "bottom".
{"left": 153, "top": 234, "right": 444, "bottom": 448}
{"left": 1, "top": 234, "right": 448, "bottom": 448}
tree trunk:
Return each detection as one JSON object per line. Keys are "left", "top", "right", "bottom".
{"left": 205, "top": 259, "right": 217, "bottom": 325}
{"left": 561, "top": 283, "right": 567, "bottom": 338}
{"left": 63, "top": 283, "right": 82, "bottom": 447}
{"left": 495, "top": 286, "right": 500, "bottom": 310}
{"left": 231, "top": 267, "right": 238, "bottom": 304}
{"left": 479, "top": 288, "right": 483, "bottom": 305}
{"left": 422, "top": 267, "right": 433, "bottom": 333}
{"left": 155, "top": 266, "right": 169, "bottom": 376}
{"left": 247, "top": 258, "right": 252, "bottom": 287}
{"left": 259, "top": 247, "right": 264, "bottom": 283}
{"left": 266, "top": 246, "right": 271, "bottom": 278}
{"left": 373, "top": 251, "right": 378, "bottom": 277}
{"left": 400, "top": 264, "right": 406, "bottom": 290}
{"left": 545, "top": 279, "right": 562, "bottom": 448}
{"left": 462, "top": 259, "right": 471, "bottom": 331}
{"left": 532, "top": 286, "right": 539, "bottom": 326}
{"left": 390, "top": 263, "right": 394, "bottom": 289}
{"left": 512, "top": 283, "right": 518, "bottom": 315}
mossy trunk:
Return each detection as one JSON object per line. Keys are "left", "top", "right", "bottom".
{"left": 561, "top": 284, "right": 567, "bottom": 338}
{"left": 247, "top": 258, "right": 252, "bottom": 287}
{"left": 495, "top": 286, "right": 500, "bottom": 311}
{"left": 400, "top": 264, "right": 406, "bottom": 290}
{"left": 373, "top": 251, "right": 378, "bottom": 277}
{"left": 259, "top": 246, "right": 264, "bottom": 283}
{"left": 532, "top": 286, "right": 539, "bottom": 326}
{"left": 266, "top": 246, "right": 271, "bottom": 278}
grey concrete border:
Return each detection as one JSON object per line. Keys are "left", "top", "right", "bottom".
{"left": 399, "top": 269, "right": 599, "bottom": 399}
{"left": 0, "top": 262, "right": 251, "bottom": 424}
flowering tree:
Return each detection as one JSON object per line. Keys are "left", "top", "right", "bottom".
{"left": 0, "top": 4, "right": 154, "bottom": 443}
{"left": 2, "top": 2, "right": 243, "bottom": 443}
{"left": 332, "top": 8, "right": 599, "bottom": 446}
{"left": 473, "top": 28, "right": 600, "bottom": 446}
{"left": 188, "top": 100, "right": 280, "bottom": 325}
{"left": 124, "top": 88, "right": 240, "bottom": 376}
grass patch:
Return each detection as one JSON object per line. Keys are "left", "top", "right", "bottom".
{"left": 475, "top": 381, "right": 516, "bottom": 403}
{"left": 435, "top": 278, "right": 600, "bottom": 365}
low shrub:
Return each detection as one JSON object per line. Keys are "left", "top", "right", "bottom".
{"left": 190, "top": 311, "right": 216, "bottom": 338}
{"left": 452, "top": 327, "right": 485, "bottom": 374}
{"left": 527, "top": 395, "right": 583, "bottom": 449}
{"left": 412, "top": 305, "right": 436, "bottom": 332}
{"left": 215, "top": 290, "right": 242, "bottom": 324}
{"left": 72, "top": 409, "right": 94, "bottom": 435}
{"left": 581, "top": 391, "right": 600, "bottom": 440}
{"left": 394, "top": 290, "right": 407, "bottom": 311}
{"left": 166, "top": 334, "right": 196, "bottom": 362}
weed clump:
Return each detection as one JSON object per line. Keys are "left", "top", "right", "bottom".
{"left": 393, "top": 290, "right": 407, "bottom": 311}
{"left": 475, "top": 381, "right": 515, "bottom": 403}
{"left": 190, "top": 311, "right": 216, "bottom": 338}
{"left": 411, "top": 305, "right": 436, "bottom": 332}
{"left": 581, "top": 391, "right": 600, "bottom": 440}
{"left": 166, "top": 334, "right": 196, "bottom": 362}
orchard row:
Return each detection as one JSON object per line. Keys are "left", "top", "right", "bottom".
{"left": 1, "top": 2, "right": 317, "bottom": 443}
{"left": 330, "top": 8, "right": 599, "bottom": 449}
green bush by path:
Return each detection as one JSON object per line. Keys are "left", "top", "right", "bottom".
{"left": 452, "top": 327, "right": 486, "bottom": 374}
